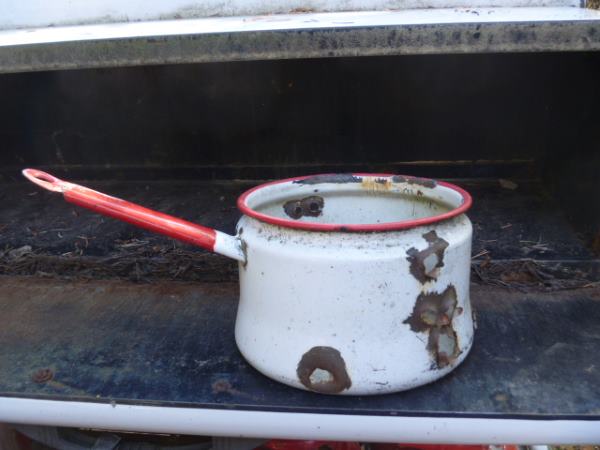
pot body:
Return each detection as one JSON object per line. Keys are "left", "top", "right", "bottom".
{"left": 234, "top": 214, "right": 473, "bottom": 395}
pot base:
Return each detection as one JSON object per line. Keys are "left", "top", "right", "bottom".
{"left": 235, "top": 322, "right": 474, "bottom": 396}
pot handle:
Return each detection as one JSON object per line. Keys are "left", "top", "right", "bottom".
{"left": 22, "top": 169, "right": 246, "bottom": 262}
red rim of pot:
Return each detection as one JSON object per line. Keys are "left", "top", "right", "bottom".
{"left": 237, "top": 173, "right": 473, "bottom": 232}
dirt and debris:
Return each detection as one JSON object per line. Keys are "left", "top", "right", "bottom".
{"left": 472, "top": 259, "right": 599, "bottom": 291}
{"left": 592, "top": 231, "right": 600, "bottom": 256}
{"left": 498, "top": 179, "right": 519, "bottom": 190}
{"left": 0, "top": 179, "right": 597, "bottom": 289}
{"left": 31, "top": 368, "right": 54, "bottom": 383}
{"left": 0, "top": 243, "right": 238, "bottom": 283}
{"left": 6, "top": 245, "right": 32, "bottom": 259}
{"left": 392, "top": 175, "right": 437, "bottom": 189}
{"left": 471, "top": 249, "right": 490, "bottom": 260}
{"left": 0, "top": 181, "right": 243, "bottom": 282}
{"left": 294, "top": 174, "right": 361, "bottom": 185}
{"left": 289, "top": 7, "right": 315, "bottom": 13}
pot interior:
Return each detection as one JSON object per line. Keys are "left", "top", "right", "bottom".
{"left": 239, "top": 174, "right": 470, "bottom": 231}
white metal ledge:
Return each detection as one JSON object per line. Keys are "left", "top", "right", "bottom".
{"left": 1, "top": 7, "right": 600, "bottom": 73}
{"left": 1, "top": 397, "right": 600, "bottom": 444}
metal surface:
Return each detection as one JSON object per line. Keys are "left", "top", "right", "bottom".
{"left": 2, "top": 8, "right": 600, "bottom": 73}
{"left": 0, "top": 276, "right": 598, "bottom": 415}
{"left": 0, "top": 176, "right": 599, "bottom": 437}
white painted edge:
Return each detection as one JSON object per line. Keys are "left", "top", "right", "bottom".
{"left": 214, "top": 230, "right": 246, "bottom": 262}
{"left": 2, "top": 7, "right": 600, "bottom": 48}
{"left": 0, "top": 397, "right": 599, "bottom": 444}
{"left": 0, "top": 0, "right": 582, "bottom": 31}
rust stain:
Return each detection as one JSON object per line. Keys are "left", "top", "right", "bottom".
{"left": 31, "top": 368, "right": 54, "bottom": 383}
{"left": 406, "top": 231, "right": 449, "bottom": 283}
{"left": 404, "top": 285, "right": 460, "bottom": 369}
{"left": 211, "top": 378, "right": 260, "bottom": 400}
{"left": 294, "top": 174, "right": 361, "bottom": 185}
{"left": 587, "top": 0, "right": 600, "bottom": 9}
{"left": 212, "top": 378, "right": 234, "bottom": 394}
{"left": 290, "top": 6, "right": 316, "bottom": 13}
{"left": 392, "top": 175, "right": 437, "bottom": 189}
{"left": 283, "top": 195, "right": 324, "bottom": 219}
{"left": 361, "top": 177, "right": 392, "bottom": 191}
{"left": 240, "top": 239, "right": 248, "bottom": 268}
{"left": 297, "top": 346, "right": 352, "bottom": 394}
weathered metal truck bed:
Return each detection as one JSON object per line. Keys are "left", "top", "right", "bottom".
{"left": 0, "top": 46, "right": 599, "bottom": 441}
{"left": 0, "top": 179, "right": 598, "bottom": 424}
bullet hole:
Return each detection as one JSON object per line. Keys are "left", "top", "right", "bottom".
{"left": 406, "top": 230, "right": 449, "bottom": 283}
{"left": 297, "top": 346, "right": 352, "bottom": 394}
{"left": 283, "top": 196, "right": 324, "bottom": 219}
{"left": 404, "top": 285, "right": 460, "bottom": 369}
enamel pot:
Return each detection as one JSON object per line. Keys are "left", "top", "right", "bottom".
{"left": 23, "top": 169, "right": 474, "bottom": 396}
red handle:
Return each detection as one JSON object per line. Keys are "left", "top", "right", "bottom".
{"left": 23, "top": 168, "right": 218, "bottom": 252}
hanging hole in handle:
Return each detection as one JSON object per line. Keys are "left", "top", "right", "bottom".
{"left": 22, "top": 169, "right": 66, "bottom": 193}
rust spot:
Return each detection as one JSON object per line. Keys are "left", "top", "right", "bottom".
{"left": 297, "top": 346, "right": 352, "bottom": 394}
{"left": 240, "top": 239, "right": 248, "bottom": 268}
{"left": 361, "top": 177, "right": 392, "bottom": 191}
{"left": 283, "top": 196, "right": 324, "bottom": 219}
{"left": 404, "top": 285, "right": 460, "bottom": 369}
{"left": 406, "top": 231, "right": 449, "bottom": 283}
{"left": 294, "top": 174, "right": 361, "bottom": 185}
{"left": 392, "top": 175, "right": 437, "bottom": 188}
{"left": 212, "top": 379, "right": 232, "bottom": 393}
{"left": 31, "top": 368, "right": 54, "bottom": 383}
{"left": 587, "top": 0, "right": 600, "bottom": 10}
{"left": 290, "top": 6, "right": 316, "bottom": 13}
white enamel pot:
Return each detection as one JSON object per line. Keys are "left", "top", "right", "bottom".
{"left": 23, "top": 169, "right": 474, "bottom": 396}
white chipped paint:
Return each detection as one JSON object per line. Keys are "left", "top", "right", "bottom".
{"left": 0, "top": 0, "right": 583, "bottom": 31}
{"left": 231, "top": 176, "right": 473, "bottom": 394}
{"left": 2, "top": 7, "right": 600, "bottom": 48}
{"left": 1, "top": 397, "right": 599, "bottom": 443}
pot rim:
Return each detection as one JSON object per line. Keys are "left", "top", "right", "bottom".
{"left": 237, "top": 173, "right": 472, "bottom": 232}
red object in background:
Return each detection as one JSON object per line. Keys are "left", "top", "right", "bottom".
{"left": 258, "top": 442, "right": 520, "bottom": 450}
{"left": 257, "top": 440, "right": 362, "bottom": 450}
{"left": 370, "top": 445, "right": 518, "bottom": 450}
